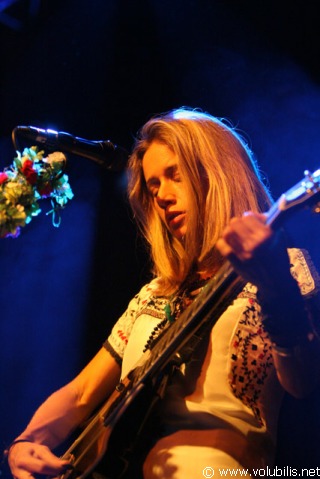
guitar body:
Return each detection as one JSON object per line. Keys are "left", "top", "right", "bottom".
{"left": 61, "top": 376, "right": 167, "bottom": 479}
{"left": 59, "top": 168, "right": 320, "bottom": 479}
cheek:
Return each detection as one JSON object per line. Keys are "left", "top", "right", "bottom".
{"left": 176, "top": 187, "right": 190, "bottom": 211}
{"left": 175, "top": 179, "right": 189, "bottom": 202}
{"left": 153, "top": 201, "right": 166, "bottom": 221}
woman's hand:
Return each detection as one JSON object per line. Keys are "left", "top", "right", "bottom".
{"left": 216, "top": 211, "right": 320, "bottom": 398}
{"left": 216, "top": 212, "right": 271, "bottom": 260}
{"left": 216, "top": 211, "right": 292, "bottom": 292}
{"left": 6, "top": 349, "right": 121, "bottom": 479}
{"left": 8, "top": 441, "right": 72, "bottom": 479}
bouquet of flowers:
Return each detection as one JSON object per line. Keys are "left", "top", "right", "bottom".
{"left": 0, "top": 146, "right": 74, "bottom": 238}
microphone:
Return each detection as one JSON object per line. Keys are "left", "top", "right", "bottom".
{"left": 12, "top": 126, "right": 129, "bottom": 172}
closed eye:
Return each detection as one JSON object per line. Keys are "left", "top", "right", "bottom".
{"left": 146, "top": 179, "right": 160, "bottom": 198}
{"left": 168, "top": 165, "right": 181, "bottom": 182}
{"left": 145, "top": 164, "right": 182, "bottom": 198}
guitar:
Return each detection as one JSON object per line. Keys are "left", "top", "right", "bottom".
{"left": 59, "top": 168, "right": 320, "bottom": 479}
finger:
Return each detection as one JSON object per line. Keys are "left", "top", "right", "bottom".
{"left": 215, "top": 237, "right": 234, "bottom": 258}
{"left": 223, "top": 217, "right": 272, "bottom": 258}
{"left": 218, "top": 222, "right": 252, "bottom": 260}
{"left": 229, "top": 214, "right": 269, "bottom": 238}
{"left": 23, "top": 455, "right": 71, "bottom": 476}
{"left": 243, "top": 211, "right": 267, "bottom": 222}
{"left": 12, "top": 470, "right": 36, "bottom": 479}
{"left": 12, "top": 445, "right": 71, "bottom": 477}
{"left": 35, "top": 448, "right": 72, "bottom": 476}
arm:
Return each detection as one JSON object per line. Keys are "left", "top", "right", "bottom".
{"left": 216, "top": 212, "right": 320, "bottom": 398}
{"left": 7, "top": 347, "right": 121, "bottom": 479}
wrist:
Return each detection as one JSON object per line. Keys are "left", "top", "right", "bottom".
{"left": 258, "top": 286, "right": 311, "bottom": 347}
{"left": 4, "top": 437, "right": 34, "bottom": 460}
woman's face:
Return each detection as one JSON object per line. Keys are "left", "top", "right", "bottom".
{"left": 142, "top": 141, "right": 189, "bottom": 241}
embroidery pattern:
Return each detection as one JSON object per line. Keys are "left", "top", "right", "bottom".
{"left": 141, "top": 280, "right": 207, "bottom": 353}
{"left": 141, "top": 291, "right": 196, "bottom": 352}
{"left": 136, "top": 297, "right": 168, "bottom": 321}
{"left": 229, "top": 297, "right": 273, "bottom": 426}
{"left": 289, "top": 248, "right": 320, "bottom": 296}
{"left": 116, "top": 329, "right": 129, "bottom": 345}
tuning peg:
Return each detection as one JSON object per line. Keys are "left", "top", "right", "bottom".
{"left": 314, "top": 202, "right": 320, "bottom": 214}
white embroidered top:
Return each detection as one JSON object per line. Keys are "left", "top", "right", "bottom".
{"left": 105, "top": 248, "right": 319, "bottom": 468}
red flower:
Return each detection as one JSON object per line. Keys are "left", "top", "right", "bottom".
{"left": 38, "top": 183, "right": 53, "bottom": 198}
{"left": 21, "top": 160, "right": 38, "bottom": 185}
{"left": 0, "top": 172, "right": 8, "bottom": 184}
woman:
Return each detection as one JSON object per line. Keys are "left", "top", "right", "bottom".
{"left": 6, "top": 108, "right": 320, "bottom": 479}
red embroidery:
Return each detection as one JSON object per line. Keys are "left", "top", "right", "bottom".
{"left": 229, "top": 301, "right": 273, "bottom": 427}
{"left": 117, "top": 329, "right": 128, "bottom": 344}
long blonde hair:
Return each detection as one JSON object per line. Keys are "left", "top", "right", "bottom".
{"left": 128, "top": 108, "right": 272, "bottom": 294}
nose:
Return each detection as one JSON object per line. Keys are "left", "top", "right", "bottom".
{"left": 155, "top": 181, "right": 176, "bottom": 209}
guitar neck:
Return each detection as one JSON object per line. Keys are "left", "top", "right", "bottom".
{"left": 131, "top": 168, "right": 320, "bottom": 387}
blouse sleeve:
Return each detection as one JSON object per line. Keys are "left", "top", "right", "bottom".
{"left": 288, "top": 248, "right": 320, "bottom": 297}
{"left": 288, "top": 248, "right": 320, "bottom": 336}
{"left": 103, "top": 280, "right": 157, "bottom": 364}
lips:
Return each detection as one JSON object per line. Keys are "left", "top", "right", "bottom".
{"left": 166, "top": 211, "right": 185, "bottom": 228}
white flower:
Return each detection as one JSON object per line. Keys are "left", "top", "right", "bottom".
{"left": 44, "top": 151, "right": 67, "bottom": 165}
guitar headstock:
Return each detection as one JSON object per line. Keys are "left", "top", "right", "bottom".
{"left": 279, "top": 168, "right": 320, "bottom": 213}
{"left": 267, "top": 168, "right": 320, "bottom": 226}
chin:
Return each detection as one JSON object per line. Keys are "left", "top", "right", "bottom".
{"left": 173, "top": 229, "right": 187, "bottom": 242}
